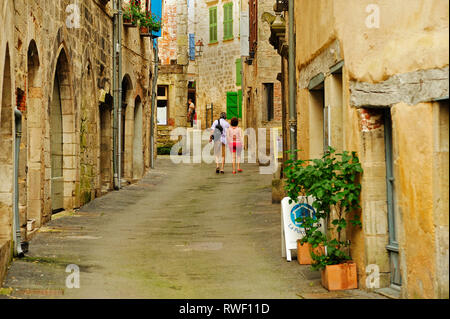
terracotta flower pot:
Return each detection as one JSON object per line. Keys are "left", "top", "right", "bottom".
{"left": 321, "top": 261, "right": 358, "bottom": 291}
{"left": 140, "top": 26, "right": 149, "bottom": 34}
{"left": 123, "top": 18, "right": 137, "bottom": 27}
{"left": 297, "top": 241, "right": 325, "bottom": 265}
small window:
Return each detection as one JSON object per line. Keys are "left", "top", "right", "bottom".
{"left": 263, "top": 83, "right": 274, "bottom": 121}
{"left": 157, "top": 86, "right": 167, "bottom": 98}
{"left": 157, "top": 85, "right": 168, "bottom": 126}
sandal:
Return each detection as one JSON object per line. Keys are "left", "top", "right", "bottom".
{"left": 220, "top": 170, "right": 225, "bottom": 174}
{"left": 238, "top": 169, "right": 243, "bottom": 173}
{"left": 216, "top": 168, "right": 220, "bottom": 174}
{"left": 233, "top": 171, "right": 237, "bottom": 175}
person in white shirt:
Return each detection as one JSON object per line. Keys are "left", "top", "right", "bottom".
{"left": 209, "top": 112, "right": 230, "bottom": 174}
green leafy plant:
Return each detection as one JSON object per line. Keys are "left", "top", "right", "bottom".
{"left": 123, "top": 1, "right": 143, "bottom": 25}
{"left": 284, "top": 147, "right": 363, "bottom": 271}
{"left": 139, "top": 11, "right": 162, "bottom": 32}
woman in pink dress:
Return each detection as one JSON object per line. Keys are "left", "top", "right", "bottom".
{"left": 226, "top": 117, "right": 243, "bottom": 175}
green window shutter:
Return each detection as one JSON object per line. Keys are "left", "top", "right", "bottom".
{"left": 223, "top": 2, "right": 233, "bottom": 40}
{"left": 235, "top": 58, "right": 242, "bottom": 86}
{"left": 226, "top": 92, "right": 239, "bottom": 119}
{"left": 209, "top": 7, "right": 217, "bottom": 43}
{"left": 238, "top": 89, "right": 243, "bottom": 119}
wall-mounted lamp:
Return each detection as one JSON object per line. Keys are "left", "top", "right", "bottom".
{"left": 195, "top": 39, "right": 204, "bottom": 58}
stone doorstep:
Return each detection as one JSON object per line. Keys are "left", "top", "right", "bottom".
{"left": 375, "top": 287, "right": 401, "bottom": 299}
{"left": 299, "top": 291, "right": 358, "bottom": 299}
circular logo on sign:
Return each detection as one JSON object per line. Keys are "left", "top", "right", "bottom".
{"left": 290, "top": 203, "right": 316, "bottom": 228}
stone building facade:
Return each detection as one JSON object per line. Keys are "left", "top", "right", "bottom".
{"left": 0, "top": 0, "right": 155, "bottom": 283}
{"left": 241, "top": 0, "right": 282, "bottom": 164}
{"left": 157, "top": 0, "right": 243, "bottom": 137}
{"left": 157, "top": 0, "right": 190, "bottom": 149}
{"left": 267, "top": 0, "right": 449, "bottom": 299}
{"left": 193, "top": 0, "right": 242, "bottom": 129}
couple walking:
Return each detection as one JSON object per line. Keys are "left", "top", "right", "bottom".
{"left": 209, "top": 112, "right": 243, "bottom": 175}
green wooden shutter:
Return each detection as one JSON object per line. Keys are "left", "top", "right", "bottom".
{"left": 226, "top": 92, "right": 239, "bottom": 118}
{"left": 209, "top": 7, "right": 217, "bottom": 43}
{"left": 223, "top": 2, "right": 233, "bottom": 40}
{"left": 238, "top": 89, "right": 243, "bottom": 119}
{"left": 235, "top": 58, "right": 242, "bottom": 86}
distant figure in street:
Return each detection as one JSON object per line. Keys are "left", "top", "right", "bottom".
{"left": 209, "top": 112, "right": 230, "bottom": 174}
{"left": 187, "top": 98, "right": 195, "bottom": 127}
{"left": 226, "top": 117, "right": 243, "bottom": 175}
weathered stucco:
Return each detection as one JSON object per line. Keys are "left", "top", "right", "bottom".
{"left": 0, "top": 0, "right": 155, "bottom": 284}
{"left": 296, "top": 0, "right": 450, "bottom": 83}
{"left": 294, "top": 0, "right": 449, "bottom": 298}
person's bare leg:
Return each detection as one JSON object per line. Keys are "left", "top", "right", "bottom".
{"left": 221, "top": 144, "right": 225, "bottom": 172}
{"left": 237, "top": 151, "right": 241, "bottom": 171}
{"left": 215, "top": 142, "right": 220, "bottom": 170}
{"left": 232, "top": 152, "right": 236, "bottom": 173}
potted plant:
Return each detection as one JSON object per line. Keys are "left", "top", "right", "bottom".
{"left": 123, "top": 1, "right": 141, "bottom": 27}
{"left": 151, "top": 14, "right": 162, "bottom": 32}
{"left": 284, "top": 154, "right": 327, "bottom": 265}
{"left": 139, "top": 11, "right": 162, "bottom": 36}
{"left": 284, "top": 148, "right": 363, "bottom": 290}
{"left": 139, "top": 11, "right": 161, "bottom": 36}
{"left": 296, "top": 216, "right": 326, "bottom": 265}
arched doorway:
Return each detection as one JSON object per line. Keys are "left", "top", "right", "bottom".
{"left": 0, "top": 45, "right": 13, "bottom": 242}
{"left": 26, "top": 40, "right": 42, "bottom": 226}
{"left": 133, "top": 96, "right": 143, "bottom": 180}
{"left": 50, "top": 49, "right": 75, "bottom": 212}
{"left": 99, "top": 95, "right": 112, "bottom": 193}
{"left": 79, "top": 58, "right": 98, "bottom": 205}
{"left": 121, "top": 75, "right": 133, "bottom": 181}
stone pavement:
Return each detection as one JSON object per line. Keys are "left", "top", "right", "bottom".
{"left": 0, "top": 157, "right": 385, "bottom": 299}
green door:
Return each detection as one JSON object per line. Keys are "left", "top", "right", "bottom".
{"left": 226, "top": 92, "right": 239, "bottom": 119}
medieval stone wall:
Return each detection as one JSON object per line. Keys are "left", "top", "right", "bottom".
{"left": 242, "top": 0, "right": 282, "bottom": 163}
{"left": 0, "top": 0, "right": 154, "bottom": 283}
{"left": 157, "top": 0, "right": 189, "bottom": 149}
{"left": 194, "top": 0, "right": 241, "bottom": 129}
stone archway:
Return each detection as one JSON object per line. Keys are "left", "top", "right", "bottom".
{"left": 79, "top": 57, "right": 98, "bottom": 205}
{"left": 121, "top": 75, "right": 133, "bottom": 182}
{"left": 99, "top": 98, "right": 112, "bottom": 193}
{"left": 0, "top": 45, "right": 13, "bottom": 243}
{"left": 133, "top": 96, "right": 143, "bottom": 180}
{"left": 26, "top": 40, "right": 43, "bottom": 227}
{"left": 50, "top": 49, "right": 76, "bottom": 212}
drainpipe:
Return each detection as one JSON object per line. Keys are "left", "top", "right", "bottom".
{"left": 14, "top": 109, "right": 24, "bottom": 257}
{"left": 150, "top": 39, "right": 159, "bottom": 169}
{"left": 113, "top": 0, "right": 123, "bottom": 190}
{"left": 288, "top": 0, "right": 297, "bottom": 159}
{"left": 117, "top": 0, "right": 123, "bottom": 189}
{"left": 112, "top": 0, "right": 119, "bottom": 190}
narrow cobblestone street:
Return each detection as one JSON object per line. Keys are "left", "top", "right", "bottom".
{"left": 2, "top": 157, "right": 382, "bottom": 299}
